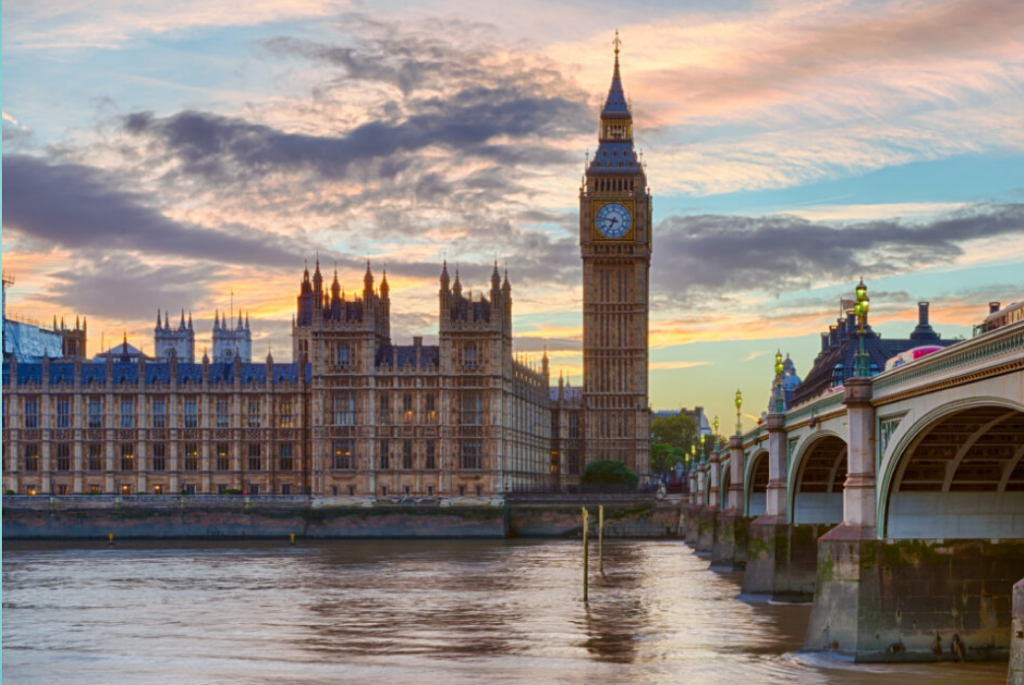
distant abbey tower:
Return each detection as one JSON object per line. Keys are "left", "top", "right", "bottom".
{"left": 579, "top": 35, "right": 652, "bottom": 478}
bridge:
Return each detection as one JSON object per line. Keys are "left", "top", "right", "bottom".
{"left": 683, "top": 317, "right": 1024, "bottom": 665}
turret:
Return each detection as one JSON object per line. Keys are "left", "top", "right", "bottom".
{"left": 363, "top": 261, "right": 374, "bottom": 300}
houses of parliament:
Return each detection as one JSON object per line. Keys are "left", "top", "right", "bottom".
{"left": 1, "top": 45, "right": 653, "bottom": 498}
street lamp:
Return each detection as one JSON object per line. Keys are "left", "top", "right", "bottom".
{"left": 735, "top": 389, "right": 743, "bottom": 436}
{"left": 772, "top": 350, "right": 786, "bottom": 413}
{"left": 854, "top": 279, "right": 871, "bottom": 377}
{"left": 699, "top": 433, "right": 707, "bottom": 463}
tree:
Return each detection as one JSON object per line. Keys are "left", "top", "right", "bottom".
{"left": 581, "top": 460, "right": 640, "bottom": 489}
{"left": 651, "top": 413, "right": 698, "bottom": 456}
{"left": 651, "top": 443, "right": 684, "bottom": 476}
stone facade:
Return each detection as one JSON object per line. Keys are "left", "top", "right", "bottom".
{"left": 2, "top": 263, "right": 554, "bottom": 498}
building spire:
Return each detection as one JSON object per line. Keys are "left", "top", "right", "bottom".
{"left": 602, "top": 30, "right": 629, "bottom": 119}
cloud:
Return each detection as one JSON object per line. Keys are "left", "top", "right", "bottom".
{"left": 4, "top": 0, "right": 343, "bottom": 50}
{"left": 652, "top": 204, "right": 1024, "bottom": 302}
{"left": 45, "top": 256, "right": 226, "bottom": 321}
{"left": 650, "top": 361, "right": 712, "bottom": 371}
{"left": 2, "top": 154, "right": 300, "bottom": 266}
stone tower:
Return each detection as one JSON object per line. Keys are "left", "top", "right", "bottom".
{"left": 213, "top": 307, "right": 252, "bottom": 364}
{"left": 579, "top": 35, "right": 652, "bottom": 479}
{"left": 154, "top": 309, "right": 195, "bottom": 363}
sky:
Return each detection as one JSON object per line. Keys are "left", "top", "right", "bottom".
{"left": 3, "top": 0, "right": 1024, "bottom": 432}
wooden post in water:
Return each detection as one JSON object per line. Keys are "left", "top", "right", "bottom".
{"left": 582, "top": 507, "right": 589, "bottom": 603}
{"left": 599, "top": 505, "right": 605, "bottom": 575}
{"left": 108, "top": 533, "right": 114, "bottom": 548}
{"left": 290, "top": 534, "right": 296, "bottom": 546}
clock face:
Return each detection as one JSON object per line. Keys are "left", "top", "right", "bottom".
{"left": 596, "top": 203, "right": 632, "bottom": 239}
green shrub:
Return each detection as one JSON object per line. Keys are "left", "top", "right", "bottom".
{"left": 5, "top": 490, "right": 15, "bottom": 496}
{"left": 581, "top": 460, "right": 639, "bottom": 488}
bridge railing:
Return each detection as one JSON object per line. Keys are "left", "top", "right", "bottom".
{"left": 872, "top": 319, "right": 1024, "bottom": 399}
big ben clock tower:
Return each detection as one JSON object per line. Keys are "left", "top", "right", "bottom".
{"left": 580, "top": 34, "right": 651, "bottom": 480}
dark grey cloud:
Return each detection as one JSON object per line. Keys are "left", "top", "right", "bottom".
{"left": 46, "top": 257, "right": 225, "bottom": 322}
{"left": 652, "top": 204, "right": 1024, "bottom": 303}
{"left": 2, "top": 154, "right": 300, "bottom": 266}
{"left": 122, "top": 83, "right": 587, "bottom": 184}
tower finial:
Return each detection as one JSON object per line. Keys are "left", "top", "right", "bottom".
{"left": 613, "top": 29, "right": 621, "bottom": 61}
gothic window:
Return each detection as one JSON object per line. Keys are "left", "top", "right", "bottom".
{"left": 332, "top": 440, "right": 353, "bottom": 470}
{"left": 569, "top": 414, "right": 580, "bottom": 440}
{"left": 152, "top": 444, "right": 167, "bottom": 472}
{"left": 460, "top": 393, "right": 482, "bottom": 425}
{"left": 184, "top": 399, "right": 198, "bottom": 429}
{"left": 216, "top": 444, "right": 230, "bottom": 471}
{"left": 464, "top": 344, "right": 478, "bottom": 367}
{"left": 460, "top": 441, "right": 482, "bottom": 470}
{"left": 403, "top": 441, "right": 413, "bottom": 470}
{"left": 216, "top": 400, "right": 230, "bottom": 429}
{"left": 24, "top": 444, "right": 40, "bottom": 471}
{"left": 426, "top": 441, "right": 437, "bottom": 470}
{"left": 184, "top": 444, "right": 199, "bottom": 471}
{"left": 333, "top": 393, "right": 355, "bottom": 426}
{"left": 280, "top": 444, "right": 295, "bottom": 471}
{"left": 56, "top": 398, "right": 71, "bottom": 429}
{"left": 279, "top": 400, "right": 294, "bottom": 428}
{"left": 153, "top": 399, "right": 166, "bottom": 429}
{"left": 426, "top": 395, "right": 437, "bottom": 424}
{"left": 56, "top": 444, "right": 71, "bottom": 471}
{"left": 88, "top": 444, "right": 103, "bottom": 471}
{"left": 247, "top": 443, "right": 261, "bottom": 471}
{"left": 337, "top": 344, "right": 351, "bottom": 365}
{"left": 379, "top": 440, "right": 390, "bottom": 470}
{"left": 2, "top": 397, "right": 8, "bottom": 429}
{"left": 121, "top": 399, "right": 134, "bottom": 429}
{"left": 24, "top": 399, "right": 38, "bottom": 429}
{"left": 379, "top": 395, "right": 390, "bottom": 425}
{"left": 247, "top": 400, "right": 261, "bottom": 429}
{"left": 120, "top": 444, "right": 135, "bottom": 471}
{"left": 403, "top": 394, "right": 414, "bottom": 425}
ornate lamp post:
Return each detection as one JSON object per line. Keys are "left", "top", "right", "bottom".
{"left": 772, "top": 350, "right": 786, "bottom": 413}
{"left": 735, "top": 390, "right": 743, "bottom": 435}
{"left": 699, "top": 433, "right": 707, "bottom": 463}
{"left": 854, "top": 279, "right": 871, "bottom": 377}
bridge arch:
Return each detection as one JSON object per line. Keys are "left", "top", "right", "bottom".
{"left": 720, "top": 461, "right": 731, "bottom": 511}
{"left": 786, "top": 431, "right": 847, "bottom": 525}
{"left": 878, "top": 396, "right": 1024, "bottom": 539}
{"left": 744, "top": 449, "right": 769, "bottom": 517}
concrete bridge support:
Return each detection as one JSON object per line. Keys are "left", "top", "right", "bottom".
{"left": 1011, "top": 580, "right": 1024, "bottom": 684}
{"left": 713, "top": 435, "right": 753, "bottom": 570}
{"left": 743, "top": 413, "right": 821, "bottom": 600}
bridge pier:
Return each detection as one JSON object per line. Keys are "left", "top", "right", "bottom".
{"left": 743, "top": 413, "right": 822, "bottom": 600}
{"left": 805, "top": 536, "right": 1024, "bottom": 662}
{"left": 1011, "top": 579, "right": 1024, "bottom": 683}
{"left": 713, "top": 436, "right": 753, "bottom": 570}
{"left": 682, "top": 470, "right": 701, "bottom": 544}
{"left": 697, "top": 452, "right": 721, "bottom": 553}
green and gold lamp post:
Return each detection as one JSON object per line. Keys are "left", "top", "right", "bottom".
{"left": 735, "top": 390, "right": 743, "bottom": 436}
{"left": 772, "top": 350, "right": 786, "bottom": 414}
{"left": 854, "top": 279, "right": 871, "bottom": 377}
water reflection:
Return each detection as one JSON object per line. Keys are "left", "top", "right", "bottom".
{"left": 2, "top": 540, "right": 1009, "bottom": 685}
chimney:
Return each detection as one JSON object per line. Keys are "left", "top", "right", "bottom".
{"left": 990, "top": 302, "right": 1001, "bottom": 315}
{"left": 918, "top": 302, "right": 930, "bottom": 326}
{"left": 820, "top": 332, "right": 829, "bottom": 354}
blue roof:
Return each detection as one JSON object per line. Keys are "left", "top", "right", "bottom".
{"left": 602, "top": 58, "right": 630, "bottom": 118}
{"left": 82, "top": 364, "right": 106, "bottom": 386}
{"left": 376, "top": 345, "right": 440, "bottom": 369}
{"left": 589, "top": 141, "right": 643, "bottom": 175}
{"left": 2, "top": 361, "right": 307, "bottom": 388}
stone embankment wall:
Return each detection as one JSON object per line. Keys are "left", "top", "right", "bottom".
{"left": 507, "top": 502, "right": 680, "bottom": 539}
{"left": 2, "top": 498, "right": 682, "bottom": 540}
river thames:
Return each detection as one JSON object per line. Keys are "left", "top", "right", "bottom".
{"left": 2, "top": 539, "right": 1008, "bottom": 684}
